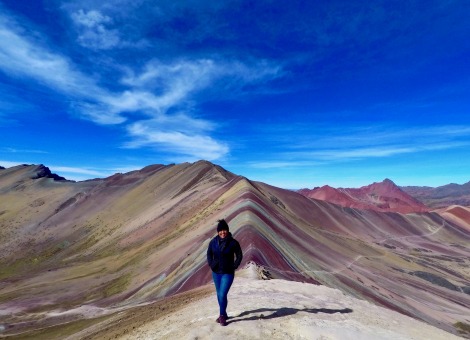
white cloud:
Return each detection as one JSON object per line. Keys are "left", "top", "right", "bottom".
{"left": 71, "top": 9, "right": 112, "bottom": 28}
{"left": 112, "top": 165, "right": 145, "bottom": 174}
{"left": 0, "top": 15, "right": 101, "bottom": 96}
{"left": 256, "top": 124, "right": 470, "bottom": 165}
{"left": 0, "top": 11, "right": 134, "bottom": 125}
{"left": 71, "top": 102, "right": 126, "bottom": 125}
{"left": 287, "top": 142, "right": 469, "bottom": 162}
{"left": 0, "top": 161, "right": 112, "bottom": 179}
{"left": 115, "top": 59, "right": 279, "bottom": 159}
{"left": 306, "top": 146, "right": 416, "bottom": 160}
{"left": 0, "top": 24, "right": 103, "bottom": 125}
{"left": 0, "top": 17, "right": 229, "bottom": 156}
{"left": 125, "top": 118, "right": 229, "bottom": 160}
{"left": 0, "top": 9, "right": 281, "bottom": 161}
{"left": 120, "top": 59, "right": 281, "bottom": 114}
{"left": 122, "top": 59, "right": 281, "bottom": 90}
{"left": 122, "top": 59, "right": 216, "bottom": 88}
{"left": 50, "top": 165, "right": 138, "bottom": 181}
{"left": 1, "top": 147, "right": 48, "bottom": 154}
{"left": 71, "top": 9, "right": 121, "bottom": 50}
{"left": 49, "top": 165, "right": 109, "bottom": 177}
{"left": 0, "top": 160, "right": 27, "bottom": 168}
{"left": 248, "top": 161, "right": 320, "bottom": 169}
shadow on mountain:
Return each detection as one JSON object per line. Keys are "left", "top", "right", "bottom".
{"left": 229, "top": 306, "right": 353, "bottom": 323}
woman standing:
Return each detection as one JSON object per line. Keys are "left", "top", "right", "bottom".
{"left": 207, "top": 219, "right": 243, "bottom": 326}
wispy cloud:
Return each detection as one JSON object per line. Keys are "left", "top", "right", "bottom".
{"left": 49, "top": 166, "right": 110, "bottom": 177}
{"left": 125, "top": 117, "right": 229, "bottom": 160}
{"left": 247, "top": 160, "right": 321, "bottom": 169}
{"left": 51, "top": 165, "right": 146, "bottom": 180}
{"left": 247, "top": 124, "right": 470, "bottom": 166}
{"left": 70, "top": 9, "right": 122, "bottom": 50}
{"left": 1, "top": 147, "right": 48, "bottom": 154}
{"left": 0, "top": 161, "right": 113, "bottom": 179}
{"left": 0, "top": 11, "right": 124, "bottom": 124}
{"left": 260, "top": 124, "right": 470, "bottom": 150}
{"left": 0, "top": 8, "right": 280, "bottom": 161}
{"left": 289, "top": 146, "right": 417, "bottom": 161}
{"left": 69, "top": 8, "right": 148, "bottom": 50}
{"left": 120, "top": 58, "right": 281, "bottom": 106}
{"left": 0, "top": 14, "right": 102, "bottom": 96}
{"left": 0, "top": 160, "right": 26, "bottom": 168}
{"left": 115, "top": 58, "right": 278, "bottom": 159}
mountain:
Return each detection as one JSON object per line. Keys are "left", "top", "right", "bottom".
{"left": 299, "top": 179, "right": 429, "bottom": 213}
{"left": 402, "top": 181, "right": 470, "bottom": 208}
{"left": 0, "top": 161, "right": 469, "bottom": 338}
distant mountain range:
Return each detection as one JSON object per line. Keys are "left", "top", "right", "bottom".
{"left": 401, "top": 181, "right": 470, "bottom": 208}
{"left": 0, "top": 162, "right": 469, "bottom": 338}
{"left": 298, "top": 178, "right": 470, "bottom": 212}
{"left": 298, "top": 179, "right": 429, "bottom": 214}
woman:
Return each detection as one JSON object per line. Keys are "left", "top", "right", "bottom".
{"left": 207, "top": 219, "right": 243, "bottom": 326}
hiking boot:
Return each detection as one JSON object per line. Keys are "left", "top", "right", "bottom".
{"left": 219, "top": 315, "right": 227, "bottom": 326}
{"left": 215, "top": 315, "right": 228, "bottom": 323}
{"left": 216, "top": 315, "right": 229, "bottom": 323}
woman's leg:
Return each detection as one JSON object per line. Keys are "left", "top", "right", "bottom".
{"left": 217, "top": 274, "right": 234, "bottom": 317}
{"left": 212, "top": 272, "right": 222, "bottom": 312}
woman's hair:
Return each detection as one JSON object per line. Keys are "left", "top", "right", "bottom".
{"left": 217, "top": 219, "right": 229, "bottom": 232}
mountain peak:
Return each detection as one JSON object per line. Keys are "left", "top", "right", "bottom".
{"left": 31, "top": 164, "right": 67, "bottom": 181}
{"left": 300, "top": 179, "right": 428, "bottom": 213}
{"left": 367, "top": 178, "right": 402, "bottom": 194}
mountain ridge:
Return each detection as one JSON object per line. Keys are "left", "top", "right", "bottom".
{"left": 299, "top": 178, "right": 429, "bottom": 213}
{"left": 0, "top": 161, "right": 469, "bottom": 338}
{"left": 402, "top": 181, "right": 470, "bottom": 208}
{"left": 3, "top": 162, "right": 467, "bottom": 210}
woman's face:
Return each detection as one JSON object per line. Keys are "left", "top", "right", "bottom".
{"left": 218, "top": 229, "right": 228, "bottom": 239}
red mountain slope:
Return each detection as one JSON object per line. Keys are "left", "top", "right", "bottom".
{"left": 299, "top": 179, "right": 429, "bottom": 213}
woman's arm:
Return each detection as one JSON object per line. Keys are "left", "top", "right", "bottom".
{"left": 207, "top": 240, "right": 214, "bottom": 268}
{"left": 233, "top": 240, "right": 243, "bottom": 270}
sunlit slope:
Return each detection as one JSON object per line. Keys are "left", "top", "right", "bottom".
{"left": 435, "top": 205, "right": 470, "bottom": 233}
{"left": 0, "top": 161, "right": 238, "bottom": 310}
{"left": 245, "top": 181, "right": 469, "bottom": 335}
{"left": 0, "top": 161, "right": 469, "bottom": 337}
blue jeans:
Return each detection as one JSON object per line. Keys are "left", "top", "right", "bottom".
{"left": 212, "top": 272, "right": 234, "bottom": 317}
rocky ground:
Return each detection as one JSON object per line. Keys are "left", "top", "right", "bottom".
{"left": 67, "top": 264, "right": 465, "bottom": 340}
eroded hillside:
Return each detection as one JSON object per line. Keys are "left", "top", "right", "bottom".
{"left": 0, "top": 162, "right": 469, "bottom": 338}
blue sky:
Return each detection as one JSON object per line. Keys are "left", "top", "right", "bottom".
{"left": 1, "top": 0, "right": 470, "bottom": 188}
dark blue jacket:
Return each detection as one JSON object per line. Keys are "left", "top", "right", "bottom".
{"left": 207, "top": 233, "right": 243, "bottom": 274}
